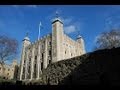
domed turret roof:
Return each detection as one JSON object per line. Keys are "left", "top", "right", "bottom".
{"left": 77, "top": 35, "right": 82, "bottom": 39}
{"left": 23, "top": 32, "right": 30, "bottom": 41}
{"left": 52, "top": 17, "right": 63, "bottom": 24}
{"left": 24, "top": 36, "right": 30, "bottom": 41}
{"left": 52, "top": 17, "right": 62, "bottom": 22}
{"left": 52, "top": 11, "right": 63, "bottom": 24}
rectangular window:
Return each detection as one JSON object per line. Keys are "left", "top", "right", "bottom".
{"left": 29, "top": 58, "right": 31, "bottom": 64}
{"left": 42, "top": 53, "right": 44, "bottom": 59}
{"left": 49, "top": 42, "right": 51, "bottom": 45}
{"left": 33, "top": 62, "right": 37, "bottom": 78}
{"left": 41, "top": 62, "right": 43, "bottom": 70}
{"left": 33, "top": 59, "right": 37, "bottom": 78}
{"left": 42, "top": 44, "right": 44, "bottom": 49}
{"left": 35, "top": 56, "right": 37, "bottom": 60}
{"left": 49, "top": 50, "right": 51, "bottom": 56}
{"left": 24, "top": 60, "right": 25, "bottom": 63}
{"left": 65, "top": 51, "right": 66, "bottom": 54}
{"left": 49, "top": 60, "right": 51, "bottom": 64}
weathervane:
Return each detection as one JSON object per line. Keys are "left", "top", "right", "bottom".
{"left": 26, "top": 31, "right": 29, "bottom": 37}
{"left": 76, "top": 29, "right": 82, "bottom": 39}
{"left": 55, "top": 10, "right": 59, "bottom": 18}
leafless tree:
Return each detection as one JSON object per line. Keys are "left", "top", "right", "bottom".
{"left": 0, "top": 35, "right": 18, "bottom": 65}
{"left": 95, "top": 29, "right": 120, "bottom": 50}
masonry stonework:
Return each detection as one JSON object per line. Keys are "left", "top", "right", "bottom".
{"left": 0, "top": 60, "right": 19, "bottom": 80}
{"left": 19, "top": 16, "right": 86, "bottom": 81}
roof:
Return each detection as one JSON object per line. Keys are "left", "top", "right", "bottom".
{"left": 77, "top": 35, "right": 82, "bottom": 39}
{"left": 24, "top": 36, "right": 30, "bottom": 41}
{"left": 52, "top": 17, "right": 63, "bottom": 24}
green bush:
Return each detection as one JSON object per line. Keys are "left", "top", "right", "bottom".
{"left": 32, "top": 55, "right": 87, "bottom": 85}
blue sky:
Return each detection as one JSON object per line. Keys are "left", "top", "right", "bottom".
{"left": 0, "top": 5, "right": 120, "bottom": 63}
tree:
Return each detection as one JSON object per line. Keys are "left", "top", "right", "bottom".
{"left": 0, "top": 35, "right": 18, "bottom": 65}
{"left": 95, "top": 29, "right": 120, "bottom": 50}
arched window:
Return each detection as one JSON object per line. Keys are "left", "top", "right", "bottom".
{"left": 41, "top": 62, "right": 43, "bottom": 70}
{"left": 49, "top": 50, "right": 51, "bottom": 56}
{"left": 42, "top": 53, "right": 44, "bottom": 60}
{"left": 35, "top": 56, "right": 37, "bottom": 60}
{"left": 49, "top": 42, "right": 51, "bottom": 45}
{"left": 65, "top": 51, "right": 66, "bottom": 54}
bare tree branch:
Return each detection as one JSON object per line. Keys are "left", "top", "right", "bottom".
{"left": 95, "top": 29, "right": 120, "bottom": 50}
{"left": 0, "top": 35, "right": 18, "bottom": 65}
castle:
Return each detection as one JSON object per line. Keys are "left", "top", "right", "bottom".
{"left": 19, "top": 14, "right": 86, "bottom": 81}
{"left": 0, "top": 60, "right": 19, "bottom": 80}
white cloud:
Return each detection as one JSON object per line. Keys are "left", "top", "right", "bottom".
{"left": 63, "top": 18, "right": 73, "bottom": 25}
{"left": 46, "top": 10, "right": 83, "bottom": 34}
{"left": 64, "top": 25, "right": 76, "bottom": 34}
{"left": 63, "top": 18, "right": 76, "bottom": 34}
{"left": 63, "top": 17, "right": 82, "bottom": 34}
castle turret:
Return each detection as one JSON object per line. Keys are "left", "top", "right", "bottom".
{"left": 76, "top": 35, "right": 82, "bottom": 42}
{"left": 12, "top": 60, "right": 17, "bottom": 67}
{"left": 19, "top": 33, "right": 31, "bottom": 80}
{"left": 12, "top": 60, "right": 18, "bottom": 80}
{"left": 77, "top": 35, "right": 86, "bottom": 54}
{"left": 52, "top": 12, "right": 64, "bottom": 62}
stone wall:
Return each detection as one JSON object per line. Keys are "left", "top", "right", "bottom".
{"left": 0, "top": 60, "right": 18, "bottom": 80}
{"left": 62, "top": 34, "right": 84, "bottom": 60}
{"left": 21, "top": 34, "right": 52, "bottom": 80}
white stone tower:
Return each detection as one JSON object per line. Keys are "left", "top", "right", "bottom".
{"left": 76, "top": 35, "right": 86, "bottom": 54}
{"left": 12, "top": 60, "right": 17, "bottom": 67}
{"left": 52, "top": 12, "right": 64, "bottom": 62}
{"left": 19, "top": 33, "right": 31, "bottom": 80}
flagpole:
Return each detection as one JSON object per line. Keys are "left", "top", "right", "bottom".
{"left": 38, "top": 21, "right": 41, "bottom": 40}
